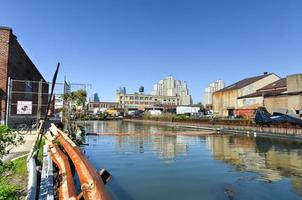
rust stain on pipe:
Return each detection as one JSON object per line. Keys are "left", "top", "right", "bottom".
{"left": 50, "top": 125, "right": 112, "bottom": 200}
{"left": 49, "top": 143, "right": 77, "bottom": 200}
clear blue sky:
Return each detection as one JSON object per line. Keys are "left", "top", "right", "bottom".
{"left": 1, "top": 0, "right": 302, "bottom": 102}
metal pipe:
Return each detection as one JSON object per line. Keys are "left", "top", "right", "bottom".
{"left": 26, "top": 158, "right": 37, "bottom": 200}
{"left": 25, "top": 133, "right": 39, "bottom": 200}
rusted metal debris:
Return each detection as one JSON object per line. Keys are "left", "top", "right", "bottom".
{"left": 99, "top": 169, "right": 112, "bottom": 185}
{"left": 46, "top": 124, "right": 112, "bottom": 200}
{"left": 49, "top": 143, "right": 77, "bottom": 200}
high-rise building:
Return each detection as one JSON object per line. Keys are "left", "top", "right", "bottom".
{"left": 93, "top": 93, "right": 100, "bottom": 102}
{"left": 151, "top": 76, "right": 192, "bottom": 105}
{"left": 203, "top": 79, "right": 225, "bottom": 109}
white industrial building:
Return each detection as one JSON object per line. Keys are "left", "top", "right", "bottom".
{"left": 203, "top": 79, "right": 225, "bottom": 109}
{"left": 151, "top": 76, "right": 192, "bottom": 105}
{"left": 116, "top": 76, "right": 193, "bottom": 110}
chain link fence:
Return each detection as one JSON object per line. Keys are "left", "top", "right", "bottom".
{"left": 6, "top": 78, "right": 91, "bottom": 129}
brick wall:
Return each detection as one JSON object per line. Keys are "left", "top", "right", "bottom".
{"left": 8, "top": 31, "right": 49, "bottom": 120}
{"left": 8, "top": 34, "right": 45, "bottom": 81}
{"left": 0, "top": 27, "right": 11, "bottom": 122}
{"left": 0, "top": 26, "right": 47, "bottom": 125}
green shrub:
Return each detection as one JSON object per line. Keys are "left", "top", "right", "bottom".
{"left": 0, "top": 125, "right": 23, "bottom": 166}
{"left": 0, "top": 156, "right": 27, "bottom": 199}
{"left": 0, "top": 184, "right": 19, "bottom": 200}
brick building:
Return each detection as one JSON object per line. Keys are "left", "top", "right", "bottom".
{"left": 0, "top": 26, "right": 47, "bottom": 125}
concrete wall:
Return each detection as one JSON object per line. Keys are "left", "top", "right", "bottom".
{"left": 288, "top": 95, "right": 302, "bottom": 113}
{"left": 213, "top": 89, "right": 238, "bottom": 116}
{"left": 265, "top": 95, "right": 302, "bottom": 114}
{"left": 125, "top": 119, "right": 302, "bottom": 137}
{"left": 287, "top": 74, "right": 302, "bottom": 93}
{"left": 264, "top": 96, "right": 288, "bottom": 114}
{"left": 237, "top": 96, "right": 264, "bottom": 109}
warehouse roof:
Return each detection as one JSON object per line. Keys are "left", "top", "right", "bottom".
{"left": 257, "top": 78, "right": 286, "bottom": 91}
{"left": 238, "top": 78, "right": 287, "bottom": 99}
{"left": 216, "top": 73, "right": 276, "bottom": 92}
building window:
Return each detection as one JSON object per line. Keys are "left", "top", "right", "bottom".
{"left": 130, "top": 96, "right": 134, "bottom": 100}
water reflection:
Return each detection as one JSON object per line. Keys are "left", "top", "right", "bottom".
{"left": 208, "top": 135, "right": 302, "bottom": 196}
{"left": 83, "top": 121, "right": 190, "bottom": 162}
{"left": 80, "top": 121, "right": 302, "bottom": 199}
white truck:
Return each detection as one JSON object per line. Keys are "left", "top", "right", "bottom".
{"left": 176, "top": 106, "right": 200, "bottom": 115}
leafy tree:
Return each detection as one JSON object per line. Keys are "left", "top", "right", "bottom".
{"left": 62, "top": 89, "right": 87, "bottom": 107}
{"left": 62, "top": 89, "right": 87, "bottom": 121}
{"left": 0, "top": 126, "right": 23, "bottom": 172}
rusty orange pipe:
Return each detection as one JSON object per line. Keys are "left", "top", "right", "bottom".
{"left": 49, "top": 144, "right": 77, "bottom": 200}
{"left": 52, "top": 130, "right": 111, "bottom": 200}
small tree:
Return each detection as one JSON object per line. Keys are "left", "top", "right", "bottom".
{"left": 0, "top": 126, "right": 23, "bottom": 171}
{"left": 62, "top": 89, "right": 87, "bottom": 123}
{"left": 62, "top": 89, "right": 87, "bottom": 108}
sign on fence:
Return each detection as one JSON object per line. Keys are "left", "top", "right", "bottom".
{"left": 17, "top": 101, "right": 32, "bottom": 114}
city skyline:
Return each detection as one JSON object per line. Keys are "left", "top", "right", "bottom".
{"left": 1, "top": 0, "right": 301, "bottom": 102}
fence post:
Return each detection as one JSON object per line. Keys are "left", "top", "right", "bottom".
{"left": 63, "top": 79, "right": 71, "bottom": 131}
{"left": 5, "top": 77, "right": 11, "bottom": 126}
{"left": 36, "top": 79, "right": 43, "bottom": 126}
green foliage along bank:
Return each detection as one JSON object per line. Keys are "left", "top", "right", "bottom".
{"left": 0, "top": 156, "right": 27, "bottom": 199}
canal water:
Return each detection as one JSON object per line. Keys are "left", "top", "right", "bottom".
{"left": 79, "top": 121, "right": 302, "bottom": 200}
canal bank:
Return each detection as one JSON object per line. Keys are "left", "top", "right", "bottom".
{"left": 123, "top": 119, "right": 302, "bottom": 141}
